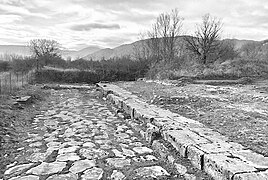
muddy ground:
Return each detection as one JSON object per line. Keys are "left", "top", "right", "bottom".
{"left": 116, "top": 79, "right": 268, "bottom": 156}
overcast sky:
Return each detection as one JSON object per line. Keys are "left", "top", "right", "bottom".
{"left": 0, "top": 0, "right": 268, "bottom": 50}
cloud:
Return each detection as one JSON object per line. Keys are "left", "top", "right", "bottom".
{"left": 70, "top": 23, "right": 120, "bottom": 31}
{"left": 1, "top": 0, "right": 268, "bottom": 49}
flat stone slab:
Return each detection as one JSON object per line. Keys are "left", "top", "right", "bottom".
{"left": 233, "top": 170, "right": 268, "bottom": 180}
{"left": 81, "top": 167, "right": 103, "bottom": 180}
{"left": 133, "top": 147, "right": 153, "bottom": 154}
{"left": 5, "top": 163, "right": 33, "bottom": 175}
{"left": 106, "top": 158, "right": 131, "bottom": 168}
{"left": 56, "top": 153, "right": 80, "bottom": 162}
{"left": 10, "top": 175, "right": 39, "bottom": 180}
{"left": 69, "top": 159, "right": 96, "bottom": 174}
{"left": 134, "top": 166, "right": 170, "bottom": 178}
{"left": 203, "top": 153, "right": 257, "bottom": 180}
{"left": 58, "top": 146, "right": 79, "bottom": 154}
{"left": 46, "top": 173, "right": 78, "bottom": 180}
{"left": 26, "top": 162, "right": 66, "bottom": 175}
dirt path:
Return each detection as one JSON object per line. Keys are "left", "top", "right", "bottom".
{"left": 3, "top": 86, "right": 212, "bottom": 180}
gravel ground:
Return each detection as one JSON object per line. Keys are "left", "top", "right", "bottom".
{"left": 116, "top": 80, "right": 268, "bottom": 156}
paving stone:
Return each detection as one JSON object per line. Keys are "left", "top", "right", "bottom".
{"left": 111, "top": 170, "right": 125, "bottom": 180}
{"left": 184, "top": 173, "right": 197, "bottom": 180}
{"left": 56, "top": 152, "right": 80, "bottom": 161}
{"left": 69, "top": 159, "right": 96, "bottom": 174}
{"left": 46, "top": 142, "right": 62, "bottom": 148}
{"left": 26, "top": 162, "right": 66, "bottom": 175}
{"left": 133, "top": 146, "right": 153, "bottom": 154}
{"left": 4, "top": 163, "right": 33, "bottom": 175}
{"left": 79, "top": 148, "right": 109, "bottom": 159}
{"left": 81, "top": 167, "right": 103, "bottom": 180}
{"left": 29, "top": 142, "right": 43, "bottom": 147}
{"left": 106, "top": 158, "right": 131, "bottom": 168}
{"left": 134, "top": 166, "right": 170, "bottom": 178}
{"left": 9, "top": 175, "right": 39, "bottom": 180}
{"left": 122, "top": 148, "right": 135, "bottom": 157}
{"left": 83, "top": 142, "right": 96, "bottom": 148}
{"left": 58, "top": 146, "right": 79, "bottom": 154}
{"left": 174, "top": 163, "right": 187, "bottom": 175}
{"left": 112, "top": 149, "right": 124, "bottom": 157}
{"left": 46, "top": 173, "right": 78, "bottom": 180}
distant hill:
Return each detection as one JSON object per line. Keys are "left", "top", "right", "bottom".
{"left": 0, "top": 45, "right": 31, "bottom": 58}
{"left": 61, "top": 46, "right": 102, "bottom": 60}
{"left": 84, "top": 37, "right": 265, "bottom": 61}
{"left": 0, "top": 38, "right": 266, "bottom": 61}
{"left": 83, "top": 40, "right": 146, "bottom": 60}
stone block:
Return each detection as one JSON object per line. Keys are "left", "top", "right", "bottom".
{"left": 196, "top": 141, "right": 244, "bottom": 154}
{"left": 203, "top": 153, "right": 257, "bottom": 180}
{"left": 162, "top": 130, "right": 209, "bottom": 157}
{"left": 231, "top": 150, "right": 268, "bottom": 169}
{"left": 145, "top": 123, "right": 160, "bottom": 143}
{"left": 233, "top": 170, "right": 268, "bottom": 180}
{"left": 187, "top": 145, "right": 205, "bottom": 170}
{"left": 152, "top": 140, "right": 169, "bottom": 159}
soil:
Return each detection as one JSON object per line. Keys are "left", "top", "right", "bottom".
{"left": 0, "top": 85, "right": 50, "bottom": 178}
{"left": 116, "top": 79, "right": 268, "bottom": 156}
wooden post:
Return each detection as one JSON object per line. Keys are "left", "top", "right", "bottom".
{"left": 16, "top": 73, "right": 19, "bottom": 88}
{"left": 22, "top": 72, "right": 24, "bottom": 86}
{"left": 0, "top": 78, "right": 2, "bottom": 95}
{"left": 9, "top": 72, "right": 12, "bottom": 94}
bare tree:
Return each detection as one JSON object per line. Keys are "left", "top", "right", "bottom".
{"left": 29, "top": 39, "right": 61, "bottom": 69}
{"left": 147, "top": 9, "right": 184, "bottom": 64}
{"left": 184, "top": 14, "right": 222, "bottom": 64}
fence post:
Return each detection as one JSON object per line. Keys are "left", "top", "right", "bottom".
{"left": 16, "top": 73, "right": 19, "bottom": 88}
{"left": 9, "top": 72, "right": 12, "bottom": 94}
{"left": 22, "top": 72, "right": 24, "bottom": 86}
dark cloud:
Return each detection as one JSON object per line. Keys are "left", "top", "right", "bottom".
{"left": 70, "top": 23, "right": 120, "bottom": 31}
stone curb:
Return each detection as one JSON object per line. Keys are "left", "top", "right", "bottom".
{"left": 97, "top": 83, "right": 268, "bottom": 180}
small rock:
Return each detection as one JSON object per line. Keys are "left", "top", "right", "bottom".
{"left": 134, "top": 166, "right": 170, "bottom": 178}
{"left": 111, "top": 170, "right": 125, "bottom": 180}
{"left": 174, "top": 163, "right": 187, "bottom": 175}
{"left": 81, "top": 167, "right": 103, "bottom": 180}
{"left": 184, "top": 173, "right": 197, "bottom": 180}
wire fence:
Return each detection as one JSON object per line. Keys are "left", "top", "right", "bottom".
{"left": 0, "top": 71, "right": 34, "bottom": 95}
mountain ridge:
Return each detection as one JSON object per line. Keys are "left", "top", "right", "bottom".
{"left": 0, "top": 37, "right": 266, "bottom": 61}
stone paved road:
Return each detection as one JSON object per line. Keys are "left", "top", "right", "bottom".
{"left": 3, "top": 87, "right": 180, "bottom": 180}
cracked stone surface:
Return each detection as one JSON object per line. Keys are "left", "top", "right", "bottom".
{"left": 3, "top": 87, "right": 175, "bottom": 180}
